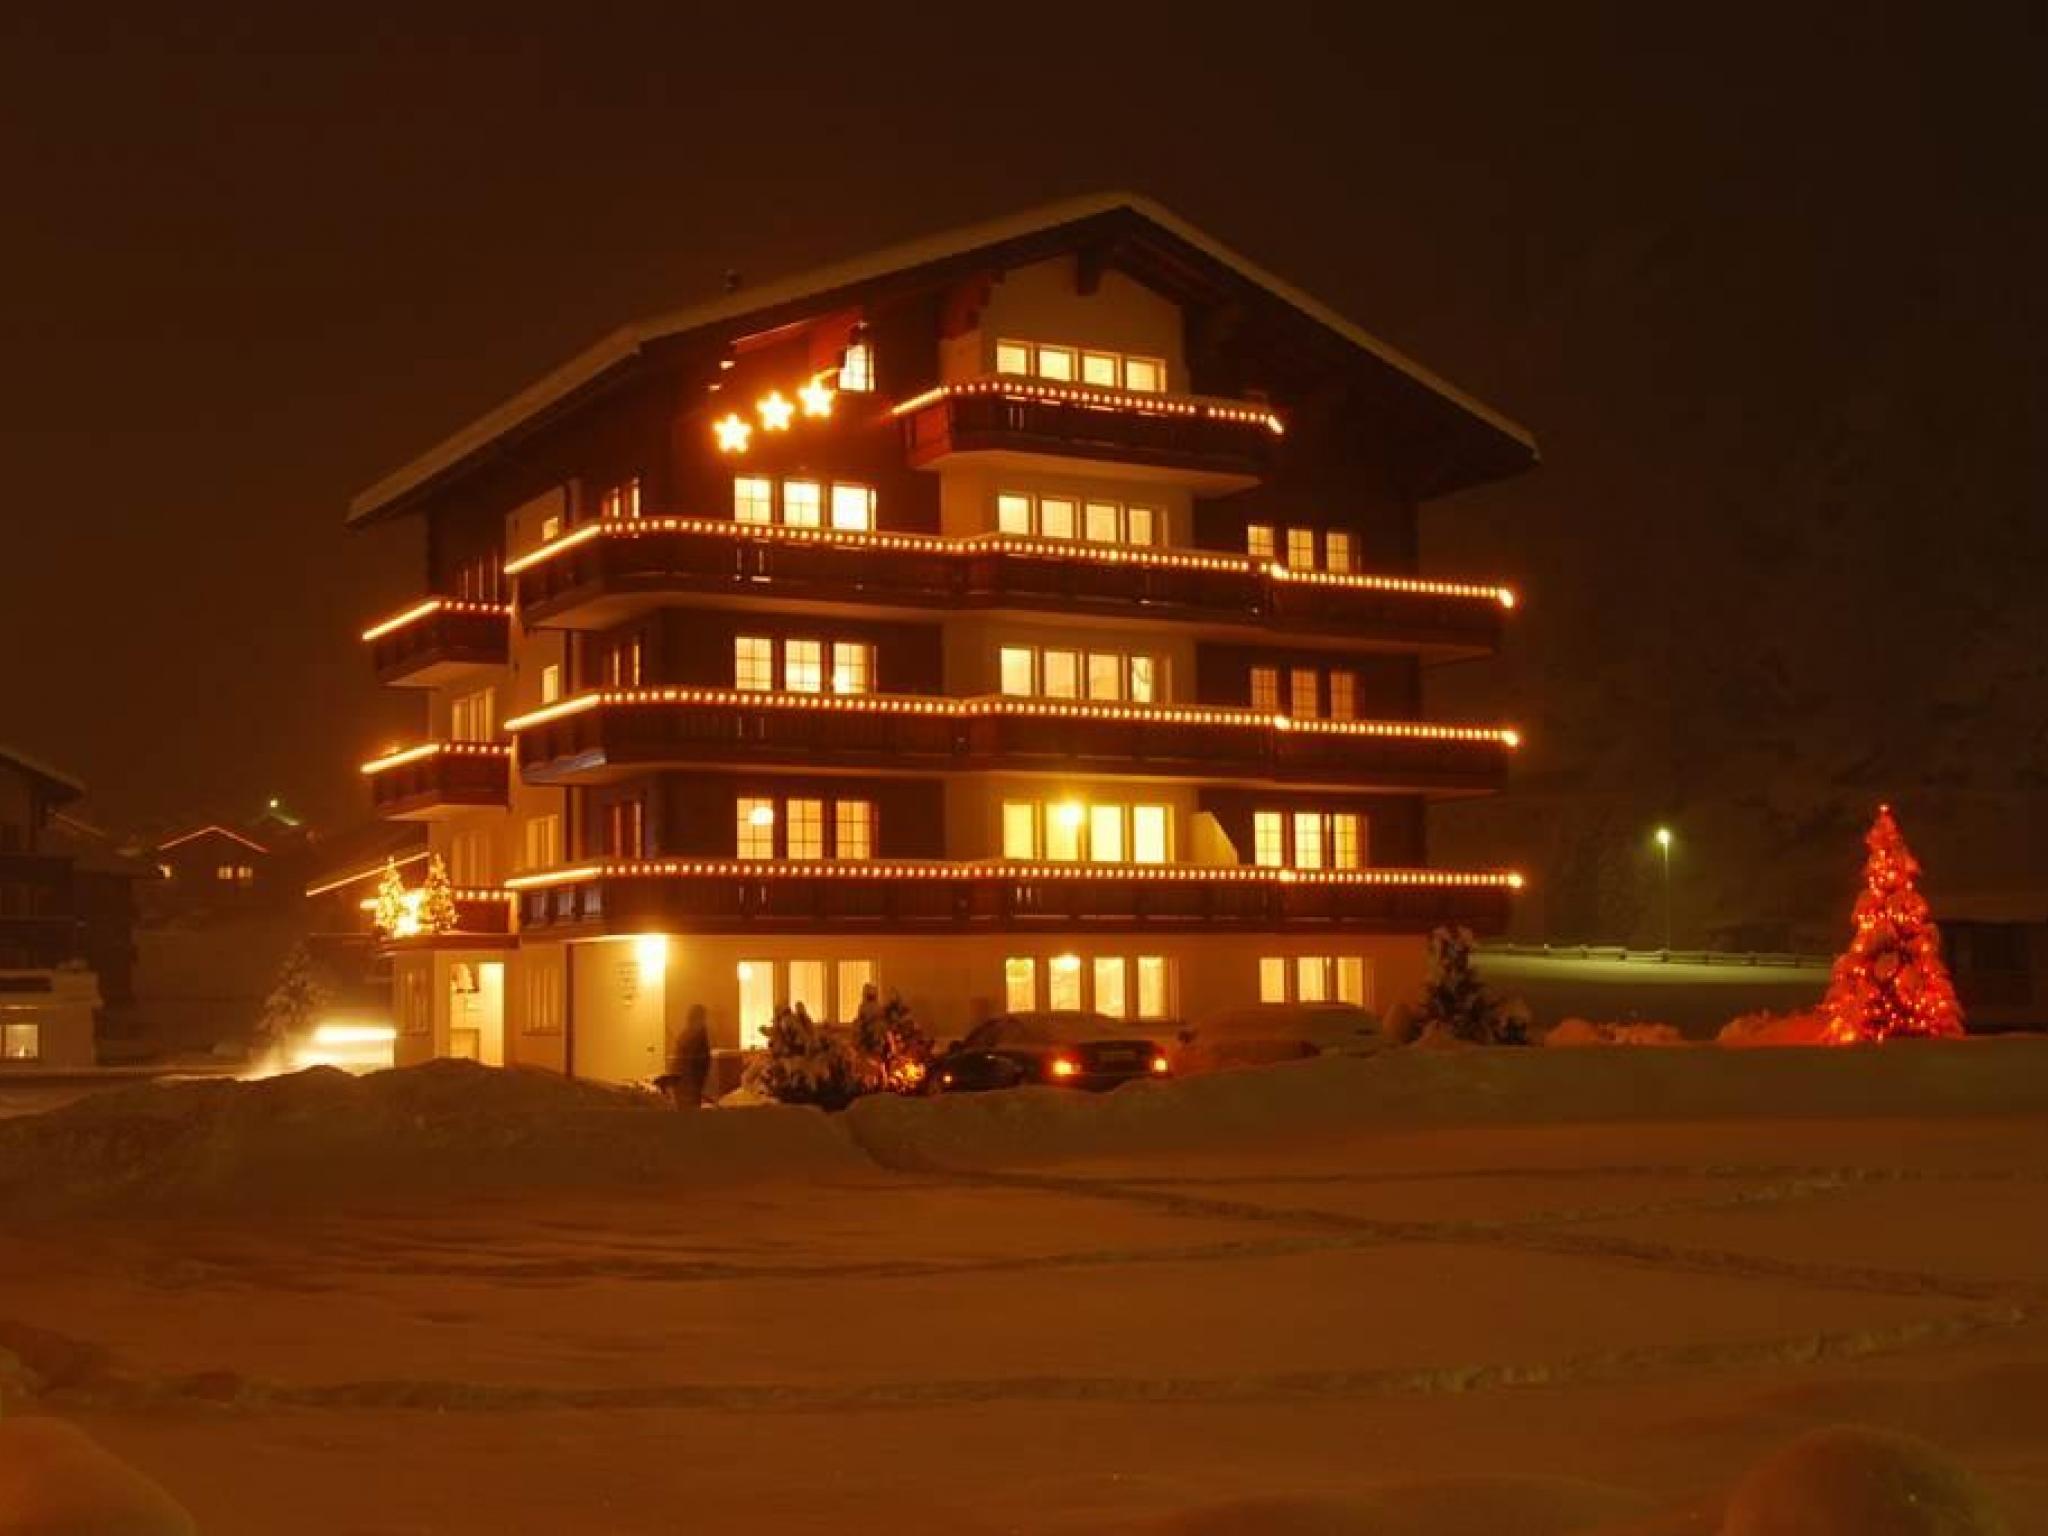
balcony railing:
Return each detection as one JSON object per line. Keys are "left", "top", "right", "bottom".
{"left": 503, "top": 517, "right": 1513, "bottom": 655}
{"left": 361, "top": 599, "right": 512, "bottom": 687}
{"left": 893, "top": 377, "right": 1283, "bottom": 489}
{"left": 503, "top": 690, "right": 1517, "bottom": 795}
{"left": 360, "top": 743, "right": 512, "bottom": 819}
{"left": 376, "top": 890, "right": 517, "bottom": 946}
{"left": 509, "top": 860, "right": 1520, "bottom": 937}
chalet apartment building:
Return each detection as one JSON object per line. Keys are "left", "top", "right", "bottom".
{"left": 348, "top": 195, "right": 1536, "bottom": 1083}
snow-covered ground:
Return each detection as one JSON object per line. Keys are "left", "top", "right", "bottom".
{"left": 3, "top": 1046, "right": 2045, "bottom": 1534}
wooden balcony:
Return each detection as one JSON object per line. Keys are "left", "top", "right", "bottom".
{"left": 360, "top": 744, "right": 512, "bottom": 820}
{"left": 362, "top": 600, "right": 511, "bottom": 687}
{"left": 895, "top": 378, "right": 1283, "bottom": 491}
{"left": 506, "top": 692, "right": 1515, "bottom": 796}
{"left": 506, "top": 519, "right": 1510, "bottom": 657}
{"left": 512, "top": 862, "right": 1518, "bottom": 938}
{"left": 379, "top": 892, "right": 516, "bottom": 948}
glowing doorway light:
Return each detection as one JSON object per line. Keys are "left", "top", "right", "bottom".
{"left": 633, "top": 934, "right": 668, "bottom": 978}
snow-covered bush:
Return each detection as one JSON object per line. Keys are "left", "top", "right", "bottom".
{"left": 253, "top": 942, "right": 337, "bottom": 1066}
{"left": 1543, "top": 1018, "right": 1683, "bottom": 1047}
{"left": 1403, "top": 927, "right": 1530, "bottom": 1046}
{"left": 850, "top": 985, "right": 934, "bottom": 1095}
{"left": 1718, "top": 1009, "right": 1831, "bottom": 1047}
{"left": 742, "top": 1003, "right": 864, "bottom": 1109}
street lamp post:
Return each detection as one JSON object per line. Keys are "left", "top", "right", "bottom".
{"left": 1653, "top": 826, "right": 1674, "bottom": 951}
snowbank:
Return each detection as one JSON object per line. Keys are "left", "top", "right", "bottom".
{"left": 1721, "top": 1425, "right": 2008, "bottom": 1535}
{"left": 848, "top": 1037, "right": 2048, "bottom": 1171}
{"left": 0, "top": 1060, "right": 863, "bottom": 1214}
{"left": 0, "top": 1416, "right": 195, "bottom": 1535}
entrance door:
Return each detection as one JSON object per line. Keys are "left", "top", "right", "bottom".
{"left": 447, "top": 959, "right": 506, "bottom": 1066}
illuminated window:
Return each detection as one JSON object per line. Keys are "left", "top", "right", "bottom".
{"left": 1042, "top": 650, "right": 1079, "bottom": 699}
{"left": 1293, "top": 812, "right": 1326, "bottom": 870}
{"left": 734, "top": 636, "right": 773, "bottom": 692}
{"left": 1247, "top": 524, "right": 1276, "bottom": 561}
{"left": 784, "top": 799, "right": 824, "bottom": 860}
{"left": 1329, "top": 671, "right": 1356, "bottom": 720}
{"left": 1296, "top": 956, "right": 1329, "bottom": 1002}
{"left": 784, "top": 639, "right": 823, "bottom": 693}
{"left": 999, "top": 647, "right": 1035, "bottom": 696}
{"left": 607, "top": 798, "right": 644, "bottom": 857}
{"left": 1290, "top": 668, "right": 1319, "bottom": 718}
{"left": 1250, "top": 666, "right": 1280, "bottom": 713}
{"left": 1047, "top": 952, "right": 1083, "bottom": 1009}
{"left": 736, "top": 799, "right": 775, "bottom": 860}
{"left": 1325, "top": 530, "right": 1354, "bottom": 572}
{"left": 1093, "top": 956, "right": 1128, "bottom": 1018}
{"left": 1084, "top": 500, "right": 1119, "bottom": 543}
{"left": 1129, "top": 654, "right": 1157, "bottom": 703}
{"left": 997, "top": 493, "right": 1032, "bottom": 534}
{"left": 1132, "top": 805, "right": 1168, "bottom": 864}
{"left": 1036, "top": 345, "right": 1076, "bottom": 382}
{"left": 1337, "top": 956, "right": 1369, "bottom": 1006}
{"left": 1259, "top": 957, "right": 1288, "bottom": 1004}
{"left": 523, "top": 814, "right": 560, "bottom": 871}
{"left": 451, "top": 686, "right": 495, "bottom": 742}
{"left": 1039, "top": 497, "right": 1075, "bottom": 539}
{"left": 1045, "top": 802, "right": 1083, "bottom": 861}
{"left": 782, "top": 480, "right": 822, "bottom": 528}
{"left": 839, "top": 341, "right": 874, "bottom": 393}
{"left": 1285, "top": 528, "right": 1316, "bottom": 569}
{"left": 1004, "top": 956, "right": 1037, "bottom": 1012}
{"left": 1002, "top": 801, "right": 1038, "bottom": 859}
{"left": 830, "top": 641, "right": 873, "bottom": 695}
{"left": 1136, "top": 956, "right": 1169, "bottom": 1018}
{"left": 837, "top": 960, "right": 875, "bottom": 1019}
{"left": 1089, "top": 805, "right": 1125, "bottom": 863}
{"left": 1081, "top": 351, "right": 1119, "bottom": 387}
{"left": 540, "top": 664, "right": 562, "bottom": 705}
{"left": 1127, "top": 505, "right": 1157, "bottom": 546}
{"left": 733, "top": 476, "right": 773, "bottom": 524}
{"left": 996, "top": 490, "right": 1161, "bottom": 548}
{"left": 1123, "top": 356, "right": 1164, "bottom": 393}
{"left": 788, "top": 959, "right": 828, "bottom": 1018}
{"left": 1332, "top": 813, "right": 1363, "bottom": 870}
{"left": 601, "top": 479, "right": 642, "bottom": 520}
{"left": 541, "top": 513, "right": 561, "bottom": 542}
{"left": 737, "top": 960, "right": 775, "bottom": 1044}
{"left": 1087, "top": 652, "right": 1123, "bottom": 701}
{"left": 830, "top": 482, "right": 875, "bottom": 531}
{"left": 834, "top": 800, "right": 875, "bottom": 860}
{"left": 995, "top": 340, "right": 1031, "bottom": 376}
{"left": 2, "top": 1022, "right": 42, "bottom": 1061}
{"left": 603, "top": 635, "right": 642, "bottom": 688}
{"left": 1253, "top": 812, "right": 1285, "bottom": 868}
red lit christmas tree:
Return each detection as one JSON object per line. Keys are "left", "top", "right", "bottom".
{"left": 1819, "top": 805, "right": 1965, "bottom": 1043}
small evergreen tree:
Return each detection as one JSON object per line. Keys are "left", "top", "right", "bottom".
{"left": 419, "top": 854, "right": 460, "bottom": 936}
{"left": 372, "top": 859, "right": 408, "bottom": 938}
{"left": 1410, "top": 925, "right": 1530, "bottom": 1045}
{"left": 257, "top": 941, "right": 335, "bottom": 1060}
{"left": 851, "top": 984, "right": 935, "bottom": 1094}
{"left": 743, "top": 1002, "right": 863, "bottom": 1109}
{"left": 1820, "top": 805, "right": 1965, "bottom": 1043}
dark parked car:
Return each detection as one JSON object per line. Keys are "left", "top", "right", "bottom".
{"left": 934, "top": 1011, "right": 1171, "bottom": 1093}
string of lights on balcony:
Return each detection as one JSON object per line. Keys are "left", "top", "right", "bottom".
{"left": 497, "top": 513, "right": 1515, "bottom": 608}
{"left": 359, "top": 597, "right": 514, "bottom": 643}
{"left": 358, "top": 741, "right": 514, "bottom": 776}
{"left": 499, "top": 686, "right": 1519, "bottom": 747}
{"left": 890, "top": 377, "right": 1285, "bottom": 434}
{"left": 504, "top": 859, "right": 1524, "bottom": 892}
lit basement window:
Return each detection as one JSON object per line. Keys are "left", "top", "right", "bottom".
{"left": 1, "top": 1022, "right": 41, "bottom": 1060}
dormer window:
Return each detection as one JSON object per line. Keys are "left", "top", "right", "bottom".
{"left": 840, "top": 341, "right": 874, "bottom": 393}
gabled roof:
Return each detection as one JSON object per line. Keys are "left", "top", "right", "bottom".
{"left": 349, "top": 192, "right": 1537, "bottom": 525}
{"left": 156, "top": 823, "right": 270, "bottom": 856}
{"left": 0, "top": 744, "right": 85, "bottom": 804}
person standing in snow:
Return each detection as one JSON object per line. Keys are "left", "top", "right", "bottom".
{"left": 658, "top": 1004, "right": 712, "bottom": 1108}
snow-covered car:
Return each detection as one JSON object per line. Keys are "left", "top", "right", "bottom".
{"left": 1171, "top": 1002, "right": 1382, "bottom": 1074}
{"left": 934, "top": 1011, "right": 1171, "bottom": 1093}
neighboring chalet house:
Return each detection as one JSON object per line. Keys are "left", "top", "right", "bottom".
{"left": 0, "top": 746, "right": 138, "bottom": 1069}
{"left": 345, "top": 193, "right": 1535, "bottom": 1084}
{"left": 148, "top": 822, "right": 276, "bottom": 919}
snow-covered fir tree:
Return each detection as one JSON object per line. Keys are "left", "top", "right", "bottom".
{"left": 1409, "top": 925, "right": 1530, "bottom": 1045}
{"left": 743, "top": 1002, "right": 863, "bottom": 1109}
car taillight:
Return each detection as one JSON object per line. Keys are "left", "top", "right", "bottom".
{"left": 1048, "top": 1057, "right": 1081, "bottom": 1079}
{"left": 1150, "top": 1055, "right": 1170, "bottom": 1075}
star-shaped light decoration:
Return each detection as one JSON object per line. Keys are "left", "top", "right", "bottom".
{"left": 798, "top": 379, "right": 836, "bottom": 419}
{"left": 757, "top": 391, "right": 795, "bottom": 431}
{"left": 713, "top": 413, "right": 753, "bottom": 453}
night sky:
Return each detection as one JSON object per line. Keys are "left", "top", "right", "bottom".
{"left": 3, "top": 6, "right": 2041, "bottom": 943}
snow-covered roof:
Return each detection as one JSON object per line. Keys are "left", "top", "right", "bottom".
{"left": 349, "top": 192, "right": 1536, "bottom": 525}
{"left": 0, "top": 744, "right": 85, "bottom": 802}
{"left": 156, "top": 823, "right": 270, "bottom": 856}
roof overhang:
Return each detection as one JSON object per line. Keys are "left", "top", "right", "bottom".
{"left": 349, "top": 192, "right": 1538, "bottom": 526}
